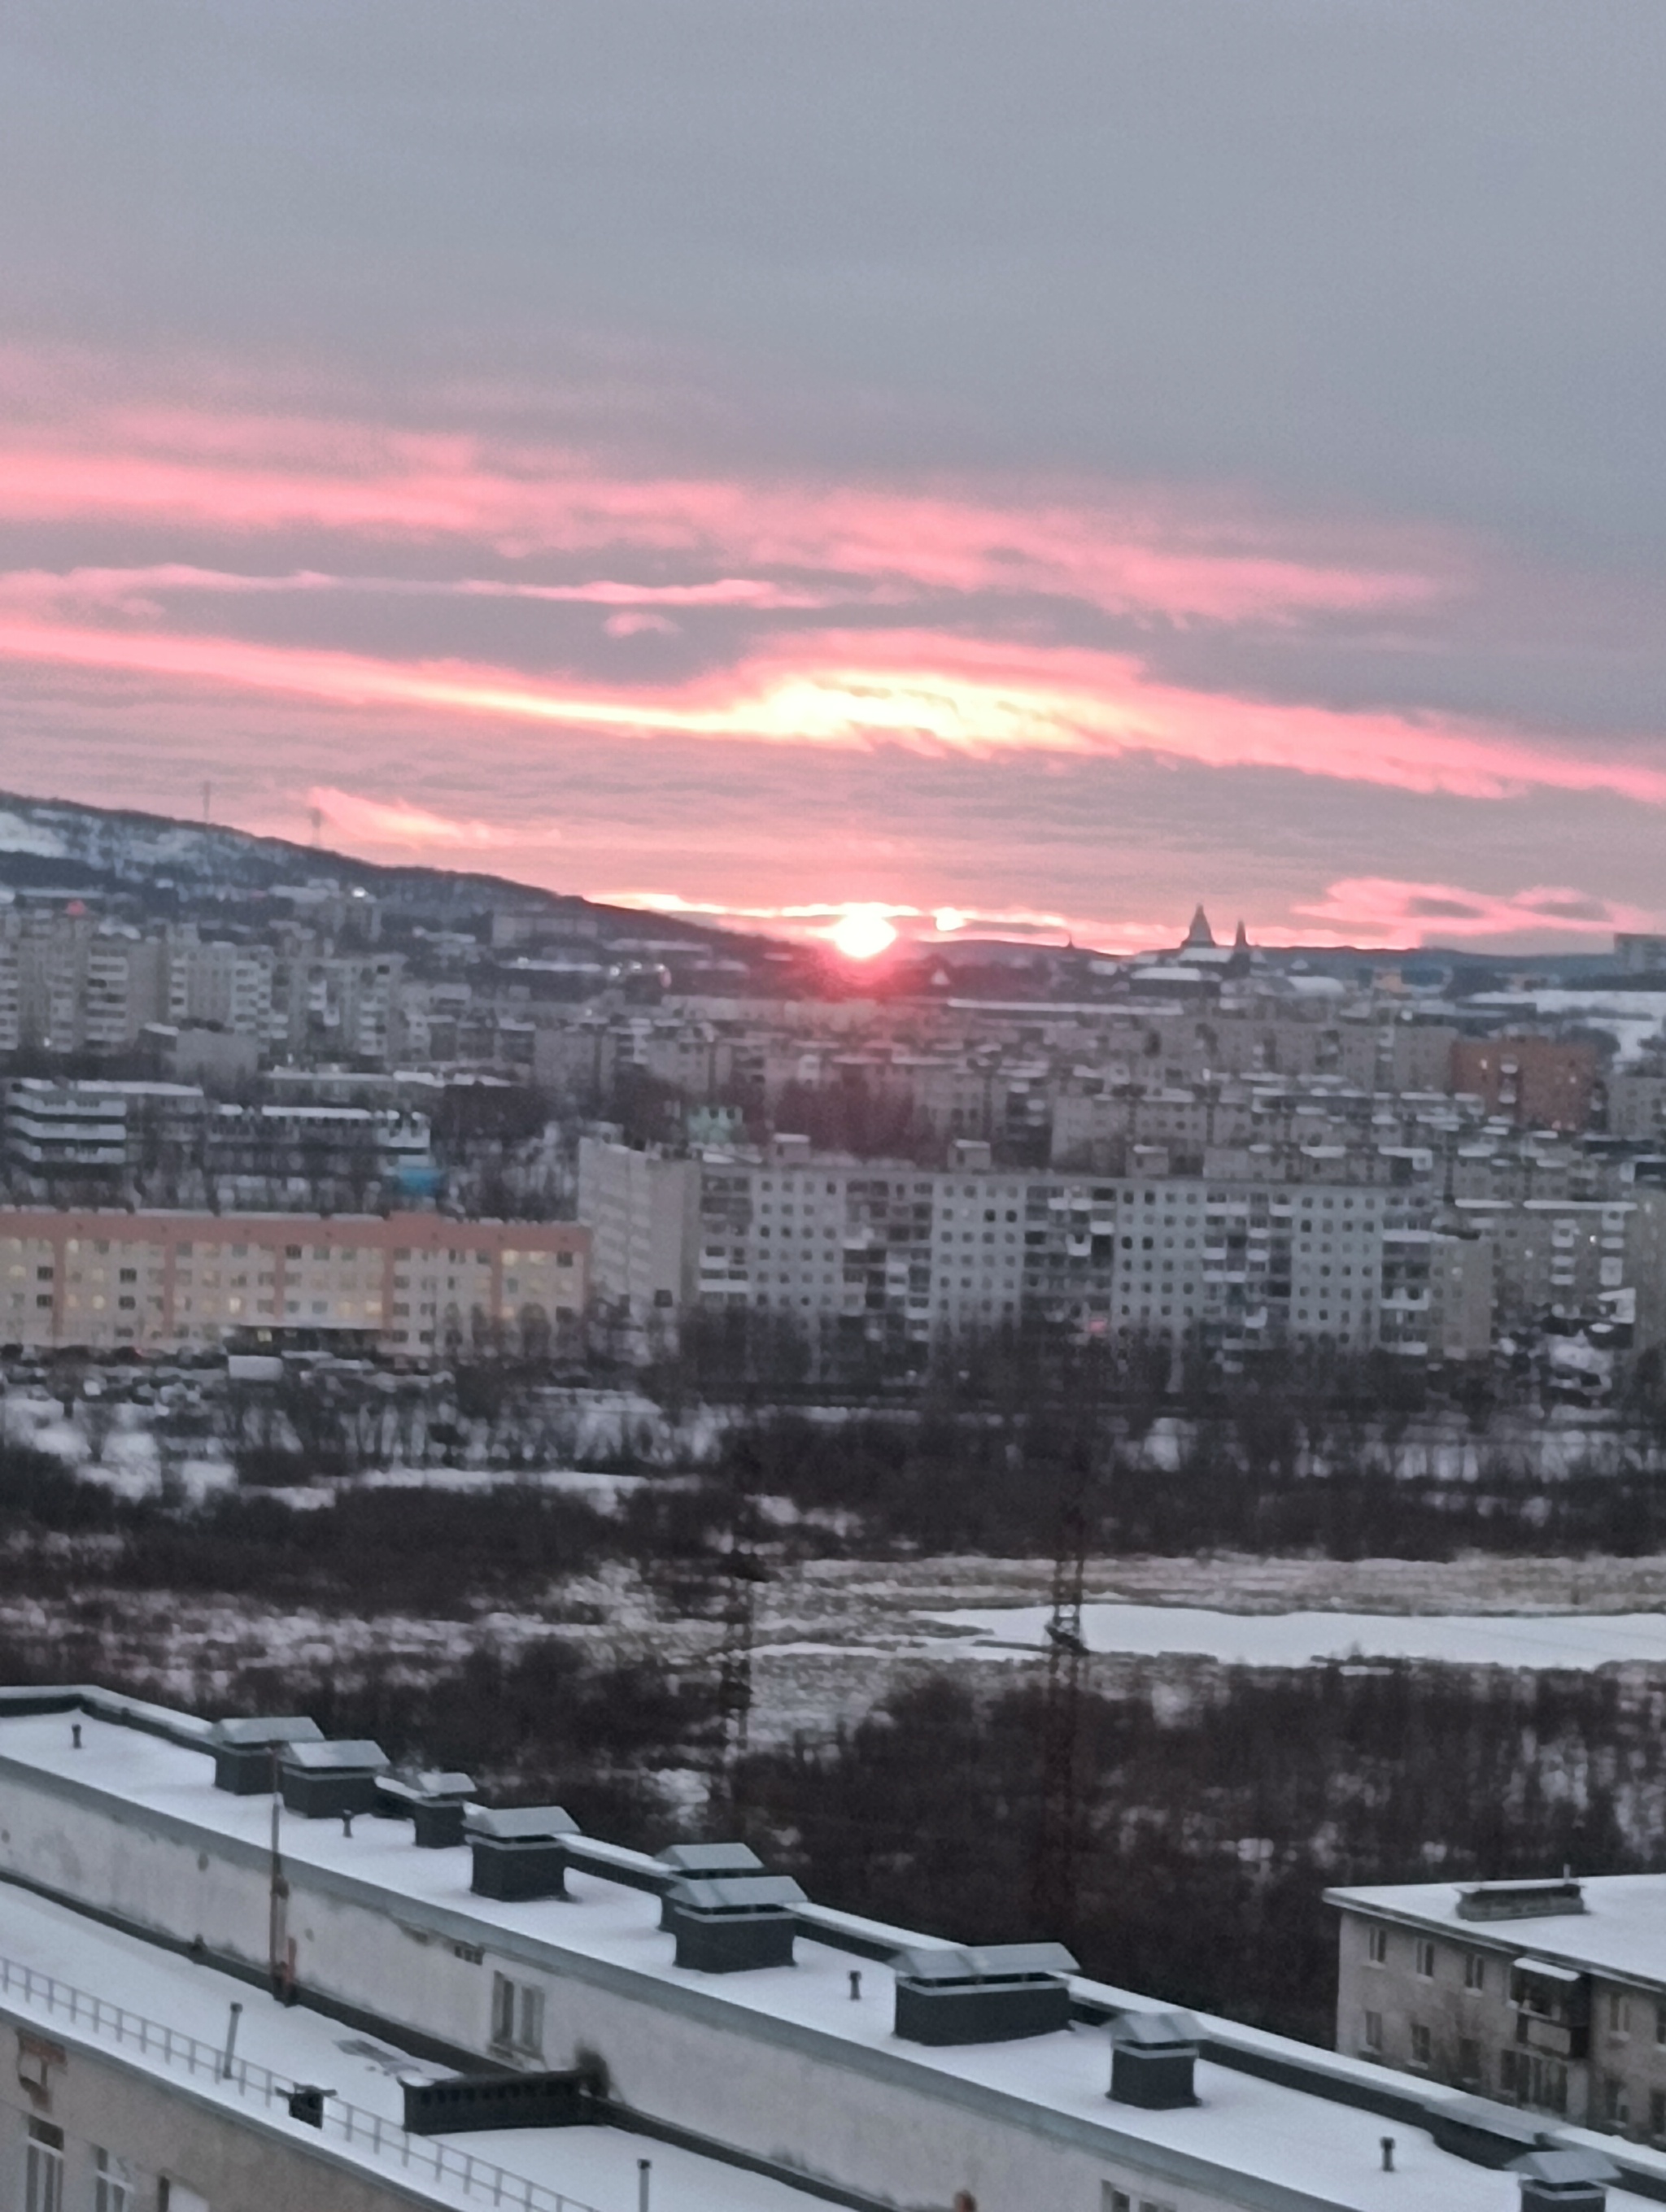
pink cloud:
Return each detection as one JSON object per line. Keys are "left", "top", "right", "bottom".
{"left": 1294, "top": 877, "right": 1665, "bottom": 944}
{"left": 0, "top": 565, "right": 846, "bottom": 616}
{"left": 0, "top": 613, "right": 1662, "bottom": 809}
{"left": 0, "top": 388, "right": 1449, "bottom": 625}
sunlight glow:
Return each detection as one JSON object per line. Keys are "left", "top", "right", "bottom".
{"left": 828, "top": 908, "right": 899, "bottom": 960}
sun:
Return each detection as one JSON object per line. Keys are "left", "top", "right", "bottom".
{"left": 828, "top": 908, "right": 898, "bottom": 960}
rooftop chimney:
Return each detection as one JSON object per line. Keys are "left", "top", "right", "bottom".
{"left": 892, "top": 1944, "right": 1076, "bottom": 2046}
{"left": 277, "top": 1738, "right": 388, "bottom": 1820}
{"left": 1511, "top": 2146, "right": 1616, "bottom": 2210}
{"left": 467, "top": 1805, "right": 579, "bottom": 1901}
{"left": 208, "top": 1715, "right": 324, "bottom": 1795}
{"left": 1108, "top": 2011, "right": 1201, "bottom": 2110}
{"left": 664, "top": 1874, "right": 804, "bottom": 1973}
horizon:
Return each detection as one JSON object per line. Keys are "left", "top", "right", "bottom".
{"left": 2, "top": 785, "right": 1646, "bottom": 973}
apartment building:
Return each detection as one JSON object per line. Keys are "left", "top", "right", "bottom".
{"left": 576, "top": 1135, "right": 700, "bottom": 1335}
{"left": 1606, "top": 1073, "right": 1666, "bottom": 1144}
{"left": 278, "top": 952, "right": 406, "bottom": 1060}
{"left": 1454, "top": 1038, "right": 1601, "bottom": 1134}
{"left": 0, "top": 1210, "right": 587, "bottom": 1360}
{"left": 2, "top": 1082, "right": 433, "bottom": 1208}
{"left": 1330, "top": 1869, "right": 1666, "bottom": 2153}
{"left": 1461, "top": 1191, "right": 1666, "bottom": 1344}
{"left": 4, "top": 1081, "right": 133, "bottom": 1187}
{"left": 164, "top": 929, "right": 277, "bottom": 1041}
{"left": 0, "top": 1685, "right": 1647, "bottom": 2212}
{"left": 687, "top": 1146, "right": 1488, "bottom": 1364}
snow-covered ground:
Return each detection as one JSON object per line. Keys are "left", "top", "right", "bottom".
{"left": 919, "top": 1600, "right": 1666, "bottom": 1670}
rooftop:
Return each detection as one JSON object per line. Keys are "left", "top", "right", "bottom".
{"left": 1329, "top": 1872, "right": 1666, "bottom": 1989}
{"left": 0, "top": 1880, "right": 822, "bottom": 2212}
{"left": 3, "top": 1694, "right": 1664, "bottom": 2211}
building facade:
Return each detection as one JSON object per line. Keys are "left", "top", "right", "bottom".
{"left": 0, "top": 1209, "right": 587, "bottom": 1361}
{"left": 1330, "top": 1871, "right": 1666, "bottom": 2149}
{"left": 691, "top": 1144, "right": 1492, "bottom": 1365}
{"left": 576, "top": 1136, "right": 700, "bottom": 1344}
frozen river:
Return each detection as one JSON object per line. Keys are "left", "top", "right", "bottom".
{"left": 922, "top": 1602, "right": 1666, "bottom": 1670}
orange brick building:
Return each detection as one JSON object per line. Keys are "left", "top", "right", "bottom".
{"left": 1450, "top": 1035, "right": 1598, "bottom": 1132}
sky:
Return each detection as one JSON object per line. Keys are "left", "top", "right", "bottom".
{"left": 0, "top": 2, "right": 1662, "bottom": 956}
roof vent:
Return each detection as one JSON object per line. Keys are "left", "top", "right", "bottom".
{"left": 377, "top": 1770, "right": 476, "bottom": 1849}
{"left": 403, "top": 2068, "right": 595, "bottom": 2135}
{"left": 665, "top": 1875, "right": 805, "bottom": 1973}
{"left": 208, "top": 1716, "right": 323, "bottom": 1795}
{"left": 1456, "top": 1879, "right": 1585, "bottom": 1922}
{"left": 278, "top": 1739, "right": 388, "bottom": 1819}
{"left": 892, "top": 1944, "right": 1076, "bottom": 2046}
{"left": 466, "top": 1806, "right": 579, "bottom": 1901}
{"left": 655, "top": 1841, "right": 763, "bottom": 1926}
{"left": 1109, "top": 2011, "right": 1201, "bottom": 2110}
{"left": 1511, "top": 2147, "right": 1617, "bottom": 2210}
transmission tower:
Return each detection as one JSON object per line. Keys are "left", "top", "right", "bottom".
{"left": 709, "top": 1434, "right": 767, "bottom": 1832}
{"left": 1031, "top": 1433, "right": 1096, "bottom": 1937}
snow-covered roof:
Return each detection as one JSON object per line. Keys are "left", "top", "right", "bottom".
{"left": 1, "top": 1700, "right": 1661, "bottom": 2212}
{"left": 1329, "top": 1871, "right": 1666, "bottom": 1991}
{"left": 0, "top": 1881, "right": 829, "bottom": 2212}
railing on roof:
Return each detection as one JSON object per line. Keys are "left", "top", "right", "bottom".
{"left": 0, "top": 1953, "right": 604, "bottom": 2212}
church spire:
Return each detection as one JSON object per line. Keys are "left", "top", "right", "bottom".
{"left": 1183, "top": 903, "right": 1216, "bottom": 950}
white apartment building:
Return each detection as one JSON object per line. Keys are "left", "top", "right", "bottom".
{"left": 164, "top": 930, "right": 278, "bottom": 1043}
{"left": 0, "top": 925, "right": 19, "bottom": 1052}
{"left": 1459, "top": 1192, "right": 1666, "bottom": 1344}
{"left": 690, "top": 1147, "right": 1492, "bottom": 1363}
{"left": 576, "top": 1136, "right": 700, "bottom": 1339}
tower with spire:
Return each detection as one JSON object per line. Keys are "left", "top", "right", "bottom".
{"left": 1182, "top": 904, "right": 1216, "bottom": 951}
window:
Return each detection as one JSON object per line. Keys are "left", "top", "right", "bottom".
{"left": 491, "top": 1970, "right": 545, "bottom": 2056}
{"left": 1363, "top": 2010, "right": 1384, "bottom": 2053}
{"left": 1604, "top": 2075, "right": 1631, "bottom": 2127}
{"left": 1609, "top": 1991, "right": 1632, "bottom": 2037}
{"left": 1463, "top": 1952, "right": 1485, "bottom": 1992}
{"left": 1415, "top": 1940, "right": 1436, "bottom": 1979}
{"left": 1651, "top": 2089, "right": 1666, "bottom": 2140}
{"left": 1502, "top": 2051, "right": 1568, "bottom": 2114}
{"left": 1366, "top": 1925, "right": 1389, "bottom": 1966}
{"left": 25, "top": 2119, "right": 63, "bottom": 2212}
{"left": 1456, "top": 2037, "right": 1482, "bottom": 2087}
{"left": 94, "top": 2149, "right": 133, "bottom": 2212}
{"left": 1411, "top": 2023, "right": 1433, "bottom": 2068}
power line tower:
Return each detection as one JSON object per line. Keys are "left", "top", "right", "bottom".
{"left": 1031, "top": 1431, "right": 1097, "bottom": 1938}
{"left": 709, "top": 1434, "right": 767, "bottom": 1833}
